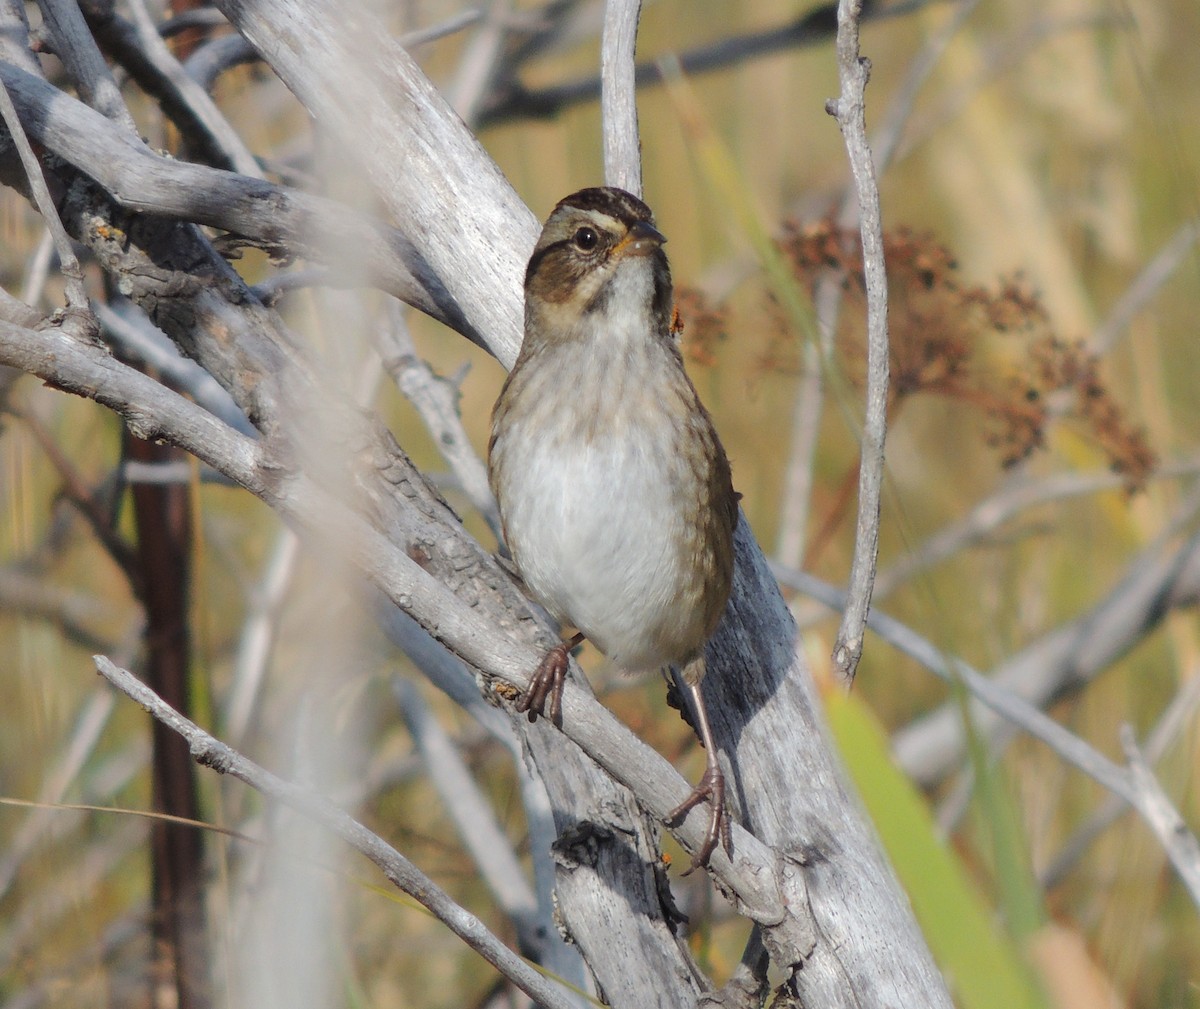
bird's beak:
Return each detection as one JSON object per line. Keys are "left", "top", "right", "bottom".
{"left": 616, "top": 220, "right": 667, "bottom": 257}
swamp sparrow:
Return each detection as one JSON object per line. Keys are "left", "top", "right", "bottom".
{"left": 488, "top": 187, "right": 739, "bottom": 869}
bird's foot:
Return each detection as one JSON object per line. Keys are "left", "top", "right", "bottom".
{"left": 666, "top": 762, "right": 731, "bottom": 874}
{"left": 515, "top": 631, "right": 583, "bottom": 727}
{"left": 515, "top": 642, "right": 569, "bottom": 726}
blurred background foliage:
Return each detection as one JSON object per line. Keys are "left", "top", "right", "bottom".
{"left": 2, "top": 0, "right": 1198, "bottom": 1006}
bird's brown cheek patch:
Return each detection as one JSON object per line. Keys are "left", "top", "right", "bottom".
{"left": 528, "top": 243, "right": 597, "bottom": 304}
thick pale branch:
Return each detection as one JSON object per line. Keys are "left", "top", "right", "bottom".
{"left": 601, "top": 0, "right": 644, "bottom": 196}
{"left": 216, "top": 0, "right": 533, "bottom": 368}
{"left": 0, "top": 61, "right": 475, "bottom": 339}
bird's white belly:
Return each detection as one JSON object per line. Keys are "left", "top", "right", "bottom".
{"left": 499, "top": 435, "right": 689, "bottom": 671}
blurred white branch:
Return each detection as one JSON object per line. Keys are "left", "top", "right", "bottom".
{"left": 94, "top": 655, "right": 583, "bottom": 1009}
{"left": 1120, "top": 725, "right": 1200, "bottom": 908}
{"left": 222, "top": 527, "right": 302, "bottom": 747}
{"left": 393, "top": 678, "right": 588, "bottom": 998}
{"left": 1091, "top": 217, "right": 1200, "bottom": 355}
{"left": 376, "top": 304, "right": 500, "bottom": 537}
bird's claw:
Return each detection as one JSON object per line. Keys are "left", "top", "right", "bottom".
{"left": 515, "top": 642, "right": 570, "bottom": 726}
{"left": 666, "top": 763, "right": 731, "bottom": 874}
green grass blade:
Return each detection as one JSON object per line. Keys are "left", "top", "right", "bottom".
{"left": 825, "top": 687, "right": 1050, "bottom": 1009}
{"left": 950, "top": 668, "right": 1047, "bottom": 941}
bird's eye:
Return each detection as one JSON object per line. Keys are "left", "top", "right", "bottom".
{"left": 572, "top": 226, "right": 599, "bottom": 251}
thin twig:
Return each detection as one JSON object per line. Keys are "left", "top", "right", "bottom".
{"left": 1091, "top": 218, "right": 1200, "bottom": 355}
{"left": 826, "top": 0, "right": 888, "bottom": 683}
{"left": 865, "top": 468, "right": 1177, "bottom": 604}
{"left": 36, "top": 0, "right": 137, "bottom": 128}
{"left": 182, "top": 8, "right": 483, "bottom": 93}
{"left": 0, "top": 688, "right": 116, "bottom": 900}
{"left": 601, "top": 0, "right": 643, "bottom": 196}
{"left": 376, "top": 303, "right": 501, "bottom": 538}
{"left": 1119, "top": 725, "right": 1200, "bottom": 908}
{"left": 1042, "top": 673, "right": 1200, "bottom": 889}
{"left": 803, "top": 570, "right": 1133, "bottom": 788}
{"left": 158, "top": 7, "right": 229, "bottom": 37}
{"left": 447, "top": 1, "right": 510, "bottom": 126}
{"left": 19, "top": 229, "right": 55, "bottom": 308}
{"left": 0, "top": 564, "right": 130, "bottom": 652}
{"left": 119, "top": 0, "right": 264, "bottom": 176}
{"left": 401, "top": 9, "right": 486, "bottom": 49}
{"left": 478, "top": 0, "right": 926, "bottom": 127}
{"left": 15, "top": 403, "right": 141, "bottom": 586}
{"left": 93, "top": 655, "right": 583, "bottom": 1009}
{"left": 774, "top": 565, "right": 1200, "bottom": 909}
{"left": 0, "top": 816, "right": 146, "bottom": 973}
{"left": 182, "top": 31, "right": 258, "bottom": 91}
{"left": 0, "top": 77, "right": 91, "bottom": 318}
{"left": 775, "top": 289, "right": 834, "bottom": 569}
{"left": 868, "top": 0, "right": 983, "bottom": 173}
{"left": 891, "top": 11, "right": 1130, "bottom": 168}
{"left": 394, "top": 677, "right": 537, "bottom": 922}
{"left": 222, "top": 527, "right": 301, "bottom": 747}
{"left": 95, "top": 300, "right": 252, "bottom": 435}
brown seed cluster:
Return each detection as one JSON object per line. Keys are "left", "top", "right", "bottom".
{"left": 672, "top": 285, "right": 728, "bottom": 367}
{"left": 775, "top": 219, "right": 1156, "bottom": 489}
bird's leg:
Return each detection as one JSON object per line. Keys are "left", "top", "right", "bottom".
{"left": 516, "top": 630, "right": 585, "bottom": 727}
{"left": 666, "top": 677, "right": 731, "bottom": 873}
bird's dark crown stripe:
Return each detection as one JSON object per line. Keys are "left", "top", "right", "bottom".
{"left": 555, "top": 187, "right": 653, "bottom": 226}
